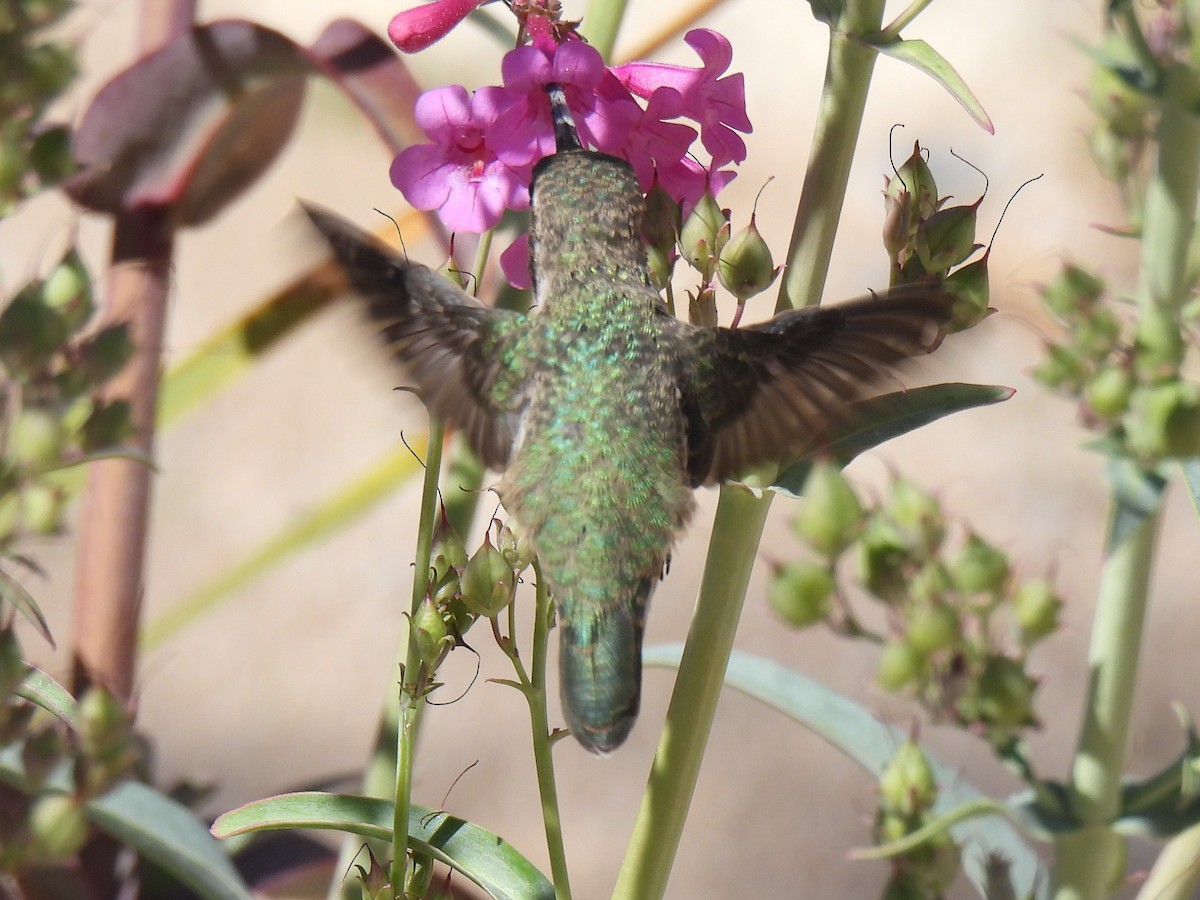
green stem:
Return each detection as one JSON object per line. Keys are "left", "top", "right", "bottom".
{"left": 878, "top": 0, "right": 934, "bottom": 41}
{"left": 391, "top": 416, "right": 446, "bottom": 894}
{"left": 776, "top": 0, "right": 888, "bottom": 313}
{"left": 1053, "top": 59, "right": 1200, "bottom": 900}
{"left": 612, "top": 486, "right": 772, "bottom": 898}
{"left": 525, "top": 559, "right": 572, "bottom": 899}
{"left": 581, "top": 0, "right": 629, "bottom": 61}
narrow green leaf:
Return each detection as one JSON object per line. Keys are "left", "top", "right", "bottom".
{"left": 142, "top": 442, "right": 424, "bottom": 649}
{"left": 87, "top": 781, "right": 253, "bottom": 900}
{"left": 213, "top": 791, "right": 554, "bottom": 900}
{"left": 763, "top": 383, "right": 1013, "bottom": 498}
{"left": 643, "top": 646, "right": 1049, "bottom": 900}
{"left": 15, "top": 666, "right": 80, "bottom": 728}
{"left": 0, "top": 564, "right": 54, "bottom": 646}
{"left": 861, "top": 36, "right": 994, "bottom": 133}
{"left": 1179, "top": 458, "right": 1200, "bottom": 519}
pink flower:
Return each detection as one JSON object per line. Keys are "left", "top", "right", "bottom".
{"left": 499, "top": 234, "right": 531, "bottom": 290}
{"left": 613, "top": 28, "right": 752, "bottom": 167}
{"left": 388, "top": 0, "right": 483, "bottom": 53}
{"left": 390, "top": 85, "right": 535, "bottom": 233}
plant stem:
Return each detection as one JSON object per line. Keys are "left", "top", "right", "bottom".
{"left": 615, "top": 4, "right": 887, "bottom": 896}
{"left": 777, "top": 0, "right": 887, "bottom": 313}
{"left": 525, "top": 559, "right": 572, "bottom": 899}
{"left": 71, "top": 0, "right": 196, "bottom": 700}
{"left": 582, "top": 0, "right": 629, "bottom": 61}
{"left": 391, "top": 415, "right": 446, "bottom": 894}
{"left": 1053, "top": 58, "right": 1200, "bottom": 900}
{"left": 612, "top": 485, "right": 772, "bottom": 898}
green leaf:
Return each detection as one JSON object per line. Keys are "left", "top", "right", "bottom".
{"left": 762, "top": 383, "right": 1013, "bottom": 498}
{"left": 860, "top": 36, "right": 994, "bottom": 133}
{"left": 1179, "top": 458, "right": 1200, "bottom": 519}
{"left": 15, "top": 666, "right": 80, "bottom": 728}
{"left": 643, "top": 646, "right": 1049, "bottom": 900}
{"left": 212, "top": 791, "right": 554, "bottom": 900}
{"left": 0, "top": 747, "right": 250, "bottom": 900}
{"left": 87, "top": 782, "right": 253, "bottom": 900}
{"left": 142, "top": 442, "right": 424, "bottom": 649}
{"left": 0, "top": 564, "right": 54, "bottom": 646}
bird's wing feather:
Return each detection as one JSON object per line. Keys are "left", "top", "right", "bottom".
{"left": 303, "top": 204, "right": 525, "bottom": 470}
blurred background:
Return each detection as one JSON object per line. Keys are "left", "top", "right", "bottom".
{"left": 6, "top": 0, "right": 1195, "bottom": 896}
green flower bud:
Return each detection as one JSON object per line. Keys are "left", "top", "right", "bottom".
{"left": 1013, "top": 579, "right": 1062, "bottom": 643}
{"left": 0, "top": 286, "right": 69, "bottom": 372}
{"left": 460, "top": 538, "right": 515, "bottom": 617}
{"left": 678, "top": 191, "right": 728, "bottom": 281}
{"left": 904, "top": 600, "right": 960, "bottom": 654}
{"left": 1076, "top": 308, "right": 1121, "bottom": 361}
{"left": 495, "top": 522, "right": 534, "bottom": 571}
{"left": 717, "top": 214, "right": 779, "bottom": 302}
{"left": 79, "top": 324, "right": 134, "bottom": 385}
{"left": 877, "top": 640, "right": 925, "bottom": 691}
{"left": 882, "top": 177, "right": 914, "bottom": 264}
{"left": 950, "top": 533, "right": 1009, "bottom": 594}
{"left": 81, "top": 399, "right": 133, "bottom": 452}
{"left": 970, "top": 655, "right": 1038, "bottom": 730}
{"left": 1089, "top": 60, "right": 1151, "bottom": 138}
{"left": 645, "top": 242, "right": 676, "bottom": 292}
{"left": 879, "top": 739, "right": 938, "bottom": 817}
{"left": 915, "top": 203, "right": 981, "bottom": 276}
{"left": 29, "top": 793, "right": 88, "bottom": 861}
{"left": 887, "top": 142, "right": 939, "bottom": 222}
{"left": 793, "top": 461, "right": 864, "bottom": 558}
{"left": 1041, "top": 265, "right": 1104, "bottom": 320}
{"left": 640, "top": 183, "right": 681, "bottom": 257}
{"left": 909, "top": 561, "right": 952, "bottom": 605}
{"left": 1085, "top": 363, "right": 1135, "bottom": 420}
{"left": 9, "top": 407, "right": 63, "bottom": 468}
{"left": 41, "top": 249, "right": 92, "bottom": 332}
{"left": 768, "top": 560, "right": 834, "bottom": 628}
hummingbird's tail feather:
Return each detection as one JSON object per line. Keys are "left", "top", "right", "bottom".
{"left": 559, "top": 579, "right": 654, "bottom": 754}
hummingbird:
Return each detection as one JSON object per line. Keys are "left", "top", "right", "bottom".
{"left": 304, "top": 84, "right": 955, "bottom": 754}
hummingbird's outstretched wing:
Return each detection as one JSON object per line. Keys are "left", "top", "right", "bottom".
{"left": 674, "top": 286, "right": 956, "bottom": 486}
{"left": 303, "top": 203, "right": 525, "bottom": 470}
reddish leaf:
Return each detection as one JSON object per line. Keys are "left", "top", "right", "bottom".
{"left": 64, "top": 20, "right": 312, "bottom": 225}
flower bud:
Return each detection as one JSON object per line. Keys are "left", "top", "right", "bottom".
{"left": 9, "top": 408, "right": 62, "bottom": 469}
{"left": 886, "top": 479, "right": 944, "bottom": 554}
{"left": 1085, "top": 363, "right": 1135, "bottom": 420}
{"left": 887, "top": 142, "right": 939, "bottom": 222}
{"left": 40, "top": 249, "right": 92, "bottom": 333}
{"left": 412, "top": 595, "right": 452, "bottom": 668}
{"left": 950, "top": 533, "right": 1009, "bottom": 594}
{"left": 1034, "top": 344, "right": 1088, "bottom": 392}
{"left": 1041, "top": 265, "right": 1104, "bottom": 320}
{"left": 22, "top": 482, "right": 65, "bottom": 534}
{"left": 641, "top": 183, "right": 681, "bottom": 258}
{"left": 904, "top": 600, "right": 959, "bottom": 654}
{"left": 717, "top": 214, "right": 780, "bottom": 302}
{"left": 859, "top": 518, "right": 911, "bottom": 604}
{"left": 768, "top": 560, "right": 834, "bottom": 628}
{"left": 460, "top": 538, "right": 515, "bottom": 617}
{"left": 792, "top": 462, "right": 864, "bottom": 558}
{"left": 945, "top": 256, "right": 993, "bottom": 332}
{"left": 969, "top": 655, "right": 1038, "bottom": 730}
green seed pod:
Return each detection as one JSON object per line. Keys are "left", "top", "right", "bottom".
{"left": 640, "top": 183, "right": 681, "bottom": 258}
{"left": 1125, "top": 381, "right": 1200, "bottom": 460}
{"left": 877, "top": 640, "right": 925, "bottom": 692}
{"left": 878, "top": 739, "right": 938, "bottom": 817}
{"left": 859, "top": 518, "right": 911, "bottom": 604}
{"left": 29, "top": 793, "right": 88, "bottom": 861}
{"left": 1086, "top": 364, "right": 1135, "bottom": 421}
{"left": 768, "top": 560, "right": 834, "bottom": 628}
{"left": 1013, "top": 579, "right": 1062, "bottom": 643}
{"left": 909, "top": 560, "right": 952, "bottom": 605}
{"left": 904, "top": 600, "right": 960, "bottom": 654}
{"left": 793, "top": 461, "right": 864, "bottom": 558}
{"left": 945, "top": 255, "right": 993, "bottom": 332}
{"left": 678, "top": 191, "right": 727, "bottom": 281}
{"left": 886, "top": 478, "right": 944, "bottom": 554}
{"left": 412, "top": 595, "right": 451, "bottom": 668}
{"left": 460, "top": 539, "right": 515, "bottom": 617}
{"left": 950, "top": 533, "right": 1009, "bottom": 594}
{"left": 971, "top": 655, "right": 1038, "bottom": 730}
{"left": 887, "top": 142, "right": 939, "bottom": 222}
{"left": 78, "top": 687, "right": 131, "bottom": 762}
{"left": 1041, "top": 264, "right": 1104, "bottom": 320}
{"left": 717, "top": 214, "right": 779, "bottom": 302}
{"left": 1034, "top": 343, "right": 1089, "bottom": 392}
{"left": 915, "top": 203, "right": 981, "bottom": 277}
{"left": 41, "top": 248, "right": 92, "bottom": 333}
{"left": 22, "top": 482, "right": 64, "bottom": 534}
{"left": 882, "top": 177, "right": 914, "bottom": 264}
{"left": 0, "top": 286, "right": 69, "bottom": 372}
{"left": 8, "top": 407, "right": 63, "bottom": 469}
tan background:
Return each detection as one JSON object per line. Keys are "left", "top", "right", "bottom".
{"left": 6, "top": 0, "right": 1195, "bottom": 897}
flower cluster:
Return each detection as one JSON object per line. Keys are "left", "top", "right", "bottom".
{"left": 386, "top": 0, "right": 752, "bottom": 286}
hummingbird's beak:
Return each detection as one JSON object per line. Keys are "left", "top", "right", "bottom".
{"left": 546, "top": 82, "right": 583, "bottom": 153}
